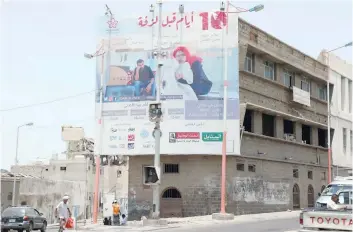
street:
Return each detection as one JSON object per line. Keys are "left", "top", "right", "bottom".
{"left": 45, "top": 217, "right": 300, "bottom": 232}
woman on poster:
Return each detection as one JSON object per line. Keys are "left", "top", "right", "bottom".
{"left": 172, "top": 46, "right": 213, "bottom": 97}
{"left": 161, "top": 48, "right": 198, "bottom": 100}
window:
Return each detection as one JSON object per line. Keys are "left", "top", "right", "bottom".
{"left": 243, "top": 110, "right": 253, "bottom": 132}
{"left": 237, "top": 163, "right": 245, "bottom": 171}
{"left": 60, "top": 166, "right": 66, "bottom": 171}
{"left": 343, "top": 128, "right": 347, "bottom": 153}
{"left": 308, "top": 170, "right": 313, "bottom": 179}
{"left": 245, "top": 53, "right": 254, "bottom": 73}
{"left": 318, "top": 86, "right": 327, "bottom": 101}
{"left": 349, "top": 80, "right": 352, "bottom": 113}
{"left": 293, "top": 169, "right": 299, "bottom": 178}
{"left": 264, "top": 61, "right": 275, "bottom": 80}
{"left": 283, "top": 119, "right": 295, "bottom": 134}
{"left": 301, "top": 80, "right": 310, "bottom": 92}
{"left": 248, "top": 164, "right": 256, "bottom": 172}
{"left": 302, "top": 124, "right": 312, "bottom": 145}
{"left": 7, "top": 192, "right": 12, "bottom": 201}
{"left": 321, "top": 172, "right": 326, "bottom": 181}
{"left": 318, "top": 128, "right": 327, "bottom": 148}
{"left": 283, "top": 70, "right": 294, "bottom": 88}
{"left": 164, "top": 164, "right": 179, "bottom": 173}
{"left": 341, "top": 76, "right": 346, "bottom": 111}
{"left": 262, "top": 113, "right": 275, "bottom": 137}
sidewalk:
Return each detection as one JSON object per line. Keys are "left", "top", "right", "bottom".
{"left": 67, "top": 210, "right": 300, "bottom": 231}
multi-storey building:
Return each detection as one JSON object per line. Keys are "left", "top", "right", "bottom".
{"left": 318, "top": 51, "right": 353, "bottom": 177}
{"left": 127, "top": 18, "right": 330, "bottom": 220}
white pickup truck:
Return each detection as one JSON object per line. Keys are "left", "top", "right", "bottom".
{"left": 300, "top": 191, "right": 352, "bottom": 231}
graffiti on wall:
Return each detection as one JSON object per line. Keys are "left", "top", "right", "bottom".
{"left": 231, "top": 177, "right": 290, "bottom": 205}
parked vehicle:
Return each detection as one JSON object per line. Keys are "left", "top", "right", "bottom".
{"left": 0, "top": 206, "right": 47, "bottom": 232}
{"left": 300, "top": 191, "right": 352, "bottom": 231}
{"left": 316, "top": 176, "right": 353, "bottom": 208}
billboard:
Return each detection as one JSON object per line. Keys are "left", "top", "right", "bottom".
{"left": 96, "top": 8, "right": 240, "bottom": 155}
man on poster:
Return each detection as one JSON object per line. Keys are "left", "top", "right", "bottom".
{"left": 133, "top": 59, "right": 155, "bottom": 96}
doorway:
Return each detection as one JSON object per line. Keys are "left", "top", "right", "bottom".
{"left": 308, "top": 185, "right": 314, "bottom": 207}
{"left": 160, "top": 187, "right": 183, "bottom": 218}
{"left": 293, "top": 184, "right": 300, "bottom": 209}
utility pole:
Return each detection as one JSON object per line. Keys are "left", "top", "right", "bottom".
{"left": 179, "top": 4, "right": 184, "bottom": 44}
{"left": 12, "top": 122, "right": 33, "bottom": 206}
{"left": 150, "top": 0, "right": 163, "bottom": 219}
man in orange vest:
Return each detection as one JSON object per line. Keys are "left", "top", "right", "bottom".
{"left": 112, "top": 200, "right": 120, "bottom": 226}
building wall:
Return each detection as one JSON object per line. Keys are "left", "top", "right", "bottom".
{"left": 318, "top": 51, "right": 352, "bottom": 170}
{"left": 1, "top": 178, "right": 20, "bottom": 211}
{"left": 128, "top": 154, "right": 327, "bottom": 220}
{"left": 19, "top": 178, "right": 86, "bottom": 224}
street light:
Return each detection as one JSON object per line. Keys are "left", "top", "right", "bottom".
{"left": 12, "top": 122, "right": 34, "bottom": 206}
{"left": 219, "top": 1, "right": 264, "bottom": 217}
{"left": 325, "top": 41, "right": 352, "bottom": 183}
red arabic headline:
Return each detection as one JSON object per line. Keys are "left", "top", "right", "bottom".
{"left": 138, "top": 11, "right": 227, "bottom": 31}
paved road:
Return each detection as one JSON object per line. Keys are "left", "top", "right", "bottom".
{"left": 44, "top": 217, "right": 300, "bottom": 232}
{"left": 165, "top": 218, "right": 300, "bottom": 232}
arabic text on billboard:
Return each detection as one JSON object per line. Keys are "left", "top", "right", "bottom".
{"left": 96, "top": 8, "right": 240, "bottom": 155}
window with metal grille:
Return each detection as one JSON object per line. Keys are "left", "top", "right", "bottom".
{"left": 308, "top": 170, "right": 313, "bottom": 179}
{"left": 245, "top": 53, "right": 255, "bottom": 73}
{"left": 248, "top": 164, "right": 256, "bottom": 172}
{"left": 162, "top": 188, "right": 181, "bottom": 198}
{"left": 237, "top": 163, "right": 245, "bottom": 171}
{"left": 301, "top": 79, "right": 310, "bottom": 92}
{"left": 264, "top": 61, "right": 275, "bottom": 80}
{"left": 318, "top": 86, "right": 327, "bottom": 101}
{"left": 283, "top": 70, "right": 294, "bottom": 88}
{"left": 164, "top": 164, "right": 179, "bottom": 173}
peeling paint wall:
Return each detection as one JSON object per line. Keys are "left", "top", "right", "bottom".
{"left": 19, "top": 178, "right": 86, "bottom": 223}
{"left": 230, "top": 177, "right": 290, "bottom": 205}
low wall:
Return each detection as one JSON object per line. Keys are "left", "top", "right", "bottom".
{"left": 19, "top": 178, "right": 86, "bottom": 224}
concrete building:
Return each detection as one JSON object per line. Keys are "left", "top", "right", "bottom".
{"left": 126, "top": 18, "right": 330, "bottom": 220}
{"left": 318, "top": 51, "right": 353, "bottom": 177}
{"left": 0, "top": 171, "right": 87, "bottom": 223}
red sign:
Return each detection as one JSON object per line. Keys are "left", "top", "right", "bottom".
{"left": 175, "top": 132, "right": 200, "bottom": 139}
{"left": 137, "top": 11, "right": 226, "bottom": 31}
{"left": 309, "top": 216, "right": 353, "bottom": 227}
{"left": 128, "top": 134, "right": 135, "bottom": 141}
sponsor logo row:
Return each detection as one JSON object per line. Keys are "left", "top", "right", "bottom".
{"left": 169, "top": 132, "right": 223, "bottom": 143}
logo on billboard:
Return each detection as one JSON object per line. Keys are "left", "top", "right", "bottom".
{"left": 128, "top": 143, "right": 135, "bottom": 149}
{"left": 110, "top": 136, "right": 118, "bottom": 141}
{"left": 109, "top": 145, "right": 117, "bottom": 149}
{"left": 111, "top": 127, "right": 127, "bottom": 133}
{"left": 169, "top": 132, "right": 200, "bottom": 143}
{"left": 128, "top": 134, "right": 135, "bottom": 141}
{"left": 140, "top": 129, "right": 149, "bottom": 139}
{"left": 143, "top": 143, "right": 154, "bottom": 149}
{"left": 107, "top": 18, "right": 118, "bottom": 28}
{"left": 128, "top": 128, "right": 135, "bottom": 132}
{"left": 119, "top": 144, "right": 126, "bottom": 148}
{"left": 202, "top": 132, "right": 223, "bottom": 142}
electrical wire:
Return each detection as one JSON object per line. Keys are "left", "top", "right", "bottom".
{"left": 0, "top": 89, "right": 97, "bottom": 112}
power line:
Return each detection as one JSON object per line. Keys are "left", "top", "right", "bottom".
{"left": 0, "top": 89, "right": 97, "bottom": 112}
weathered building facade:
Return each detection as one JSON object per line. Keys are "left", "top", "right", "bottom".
{"left": 127, "top": 18, "right": 330, "bottom": 220}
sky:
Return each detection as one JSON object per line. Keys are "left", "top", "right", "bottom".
{"left": 0, "top": 0, "right": 352, "bottom": 170}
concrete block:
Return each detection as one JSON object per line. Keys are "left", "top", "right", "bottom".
{"left": 212, "top": 213, "right": 235, "bottom": 220}
{"left": 142, "top": 219, "right": 168, "bottom": 226}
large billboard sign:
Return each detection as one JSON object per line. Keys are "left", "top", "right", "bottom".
{"left": 96, "top": 8, "right": 240, "bottom": 155}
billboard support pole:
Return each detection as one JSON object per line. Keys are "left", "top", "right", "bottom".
{"left": 220, "top": 0, "right": 229, "bottom": 215}
{"left": 93, "top": 39, "right": 105, "bottom": 224}
{"left": 151, "top": 0, "right": 163, "bottom": 219}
